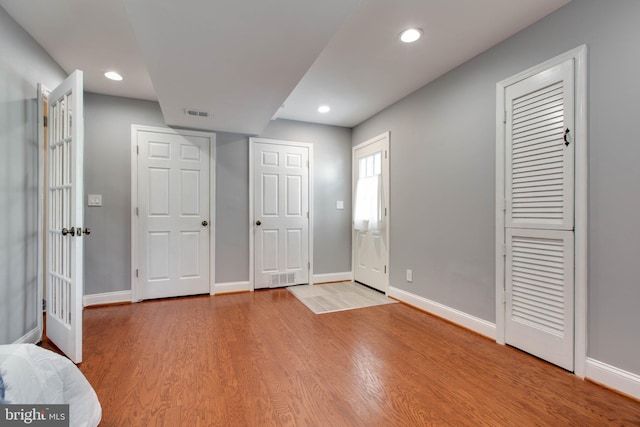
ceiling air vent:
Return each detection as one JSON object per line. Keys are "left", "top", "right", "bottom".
{"left": 184, "top": 108, "right": 210, "bottom": 118}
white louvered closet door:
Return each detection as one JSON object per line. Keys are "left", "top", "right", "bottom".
{"left": 504, "top": 59, "right": 575, "bottom": 371}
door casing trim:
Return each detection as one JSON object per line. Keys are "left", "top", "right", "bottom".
{"left": 36, "top": 83, "right": 50, "bottom": 344}
{"left": 495, "top": 45, "right": 587, "bottom": 377}
{"left": 130, "top": 125, "right": 216, "bottom": 301}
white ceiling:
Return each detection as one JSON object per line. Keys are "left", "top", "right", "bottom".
{"left": 1, "top": 0, "right": 571, "bottom": 134}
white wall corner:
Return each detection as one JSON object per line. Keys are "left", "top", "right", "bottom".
{"left": 388, "top": 286, "right": 496, "bottom": 340}
{"left": 83, "top": 290, "right": 133, "bottom": 307}
{"left": 313, "top": 272, "right": 353, "bottom": 284}
{"left": 15, "top": 327, "right": 43, "bottom": 344}
{"left": 213, "top": 281, "right": 251, "bottom": 295}
{"left": 586, "top": 358, "right": 640, "bottom": 401}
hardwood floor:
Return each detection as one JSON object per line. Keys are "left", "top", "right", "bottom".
{"left": 44, "top": 289, "right": 640, "bottom": 426}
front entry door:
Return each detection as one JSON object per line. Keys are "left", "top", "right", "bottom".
{"left": 135, "top": 127, "right": 212, "bottom": 300}
{"left": 46, "top": 70, "right": 84, "bottom": 364}
{"left": 353, "top": 132, "right": 389, "bottom": 293}
{"left": 252, "top": 139, "right": 310, "bottom": 289}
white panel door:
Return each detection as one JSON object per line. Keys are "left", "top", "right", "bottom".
{"left": 254, "top": 142, "right": 309, "bottom": 289}
{"left": 504, "top": 59, "right": 575, "bottom": 370}
{"left": 353, "top": 133, "right": 389, "bottom": 293}
{"left": 46, "top": 70, "right": 84, "bottom": 364}
{"left": 137, "top": 130, "right": 210, "bottom": 300}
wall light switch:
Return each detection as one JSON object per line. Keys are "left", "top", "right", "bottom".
{"left": 88, "top": 194, "right": 102, "bottom": 207}
{"left": 336, "top": 200, "right": 344, "bottom": 210}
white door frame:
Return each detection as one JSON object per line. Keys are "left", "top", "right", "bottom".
{"left": 131, "top": 125, "right": 216, "bottom": 301}
{"left": 351, "top": 132, "right": 390, "bottom": 293}
{"left": 35, "top": 83, "right": 49, "bottom": 344}
{"left": 249, "top": 137, "right": 314, "bottom": 291}
{"left": 495, "top": 45, "right": 588, "bottom": 377}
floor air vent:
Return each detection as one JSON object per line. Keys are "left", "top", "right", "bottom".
{"left": 271, "top": 272, "right": 296, "bottom": 287}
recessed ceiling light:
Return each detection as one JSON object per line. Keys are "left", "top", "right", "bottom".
{"left": 104, "top": 71, "right": 123, "bottom": 81}
{"left": 399, "top": 28, "right": 422, "bottom": 43}
{"left": 317, "top": 105, "right": 330, "bottom": 113}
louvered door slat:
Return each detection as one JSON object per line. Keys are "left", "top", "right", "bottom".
{"left": 513, "top": 96, "right": 563, "bottom": 121}
{"left": 512, "top": 82, "right": 563, "bottom": 106}
{"left": 514, "top": 140, "right": 562, "bottom": 156}
{"left": 513, "top": 126, "right": 562, "bottom": 145}
{"left": 509, "top": 278, "right": 564, "bottom": 300}
{"left": 512, "top": 266, "right": 564, "bottom": 284}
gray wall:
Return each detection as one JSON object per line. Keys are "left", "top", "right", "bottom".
{"left": 352, "top": 0, "right": 640, "bottom": 375}
{"left": 82, "top": 94, "right": 352, "bottom": 287}
{"left": 0, "top": 7, "right": 66, "bottom": 343}
{"left": 261, "top": 120, "right": 353, "bottom": 276}
{"left": 83, "top": 93, "right": 165, "bottom": 295}
{"left": 215, "top": 131, "right": 250, "bottom": 283}
{"left": 216, "top": 120, "right": 351, "bottom": 283}
{"left": 213, "top": 119, "right": 354, "bottom": 283}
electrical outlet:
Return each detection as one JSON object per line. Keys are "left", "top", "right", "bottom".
{"left": 406, "top": 269, "right": 413, "bottom": 282}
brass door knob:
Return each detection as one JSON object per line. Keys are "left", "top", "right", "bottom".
{"left": 61, "top": 228, "right": 69, "bottom": 236}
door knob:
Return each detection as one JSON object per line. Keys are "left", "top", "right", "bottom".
{"left": 256, "top": 220, "right": 262, "bottom": 226}
{"left": 61, "top": 228, "right": 69, "bottom": 236}
{"left": 69, "top": 227, "right": 76, "bottom": 236}
{"left": 84, "top": 227, "right": 91, "bottom": 235}
{"left": 202, "top": 220, "right": 208, "bottom": 226}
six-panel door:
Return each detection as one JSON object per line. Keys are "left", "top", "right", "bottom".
{"left": 138, "top": 130, "right": 210, "bottom": 300}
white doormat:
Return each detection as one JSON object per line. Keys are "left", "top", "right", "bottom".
{"left": 287, "top": 281, "right": 397, "bottom": 314}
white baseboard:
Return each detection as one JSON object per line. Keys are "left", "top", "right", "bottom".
{"left": 15, "top": 326, "right": 42, "bottom": 344}
{"left": 83, "top": 290, "right": 133, "bottom": 307}
{"left": 388, "top": 286, "right": 496, "bottom": 339}
{"left": 313, "top": 271, "right": 352, "bottom": 284}
{"left": 586, "top": 358, "right": 640, "bottom": 400}
{"left": 213, "top": 281, "right": 250, "bottom": 295}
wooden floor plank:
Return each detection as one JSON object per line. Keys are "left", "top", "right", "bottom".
{"left": 42, "top": 289, "right": 640, "bottom": 426}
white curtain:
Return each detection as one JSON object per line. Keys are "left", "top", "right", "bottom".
{"left": 354, "top": 174, "right": 383, "bottom": 232}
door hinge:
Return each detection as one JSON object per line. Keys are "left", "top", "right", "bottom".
{"left": 42, "top": 299, "right": 46, "bottom": 310}
{"left": 501, "top": 198, "right": 506, "bottom": 212}
{"left": 501, "top": 244, "right": 507, "bottom": 257}
{"left": 136, "top": 145, "right": 139, "bottom": 155}
{"left": 307, "top": 212, "right": 309, "bottom": 219}
{"left": 136, "top": 269, "right": 139, "bottom": 278}
{"left": 385, "top": 207, "right": 387, "bottom": 217}
{"left": 43, "top": 116, "right": 48, "bottom": 127}
{"left": 384, "top": 265, "right": 387, "bottom": 274}
{"left": 306, "top": 160, "right": 309, "bottom": 168}
{"left": 385, "top": 150, "right": 388, "bottom": 159}
{"left": 136, "top": 207, "right": 139, "bottom": 216}
{"left": 503, "top": 110, "right": 507, "bottom": 124}
{"left": 308, "top": 262, "right": 311, "bottom": 270}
